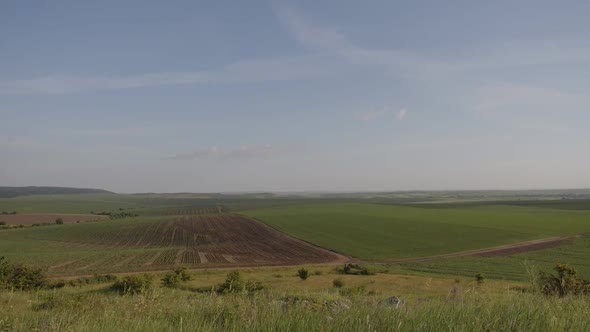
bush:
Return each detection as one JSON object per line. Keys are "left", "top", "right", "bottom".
{"left": 297, "top": 268, "right": 309, "bottom": 280}
{"left": 475, "top": 273, "right": 486, "bottom": 285}
{"left": 337, "top": 264, "right": 374, "bottom": 276}
{"left": 0, "top": 256, "right": 47, "bottom": 291}
{"left": 161, "top": 267, "right": 192, "bottom": 288}
{"left": 538, "top": 264, "right": 590, "bottom": 297}
{"left": 111, "top": 274, "right": 153, "bottom": 295}
{"left": 218, "top": 271, "right": 245, "bottom": 293}
{"left": 55, "top": 218, "right": 64, "bottom": 225}
{"left": 332, "top": 278, "right": 344, "bottom": 288}
{"left": 217, "top": 270, "right": 264, "bottom": 294}
{"left": 0, "top": 221, "right": 6, "bottom": 226}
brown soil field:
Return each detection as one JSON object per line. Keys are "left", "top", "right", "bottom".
{"left": 46, "top": 214, "right": 345, "bottom": 275}
{"left": 0, "top": 213, "right": 107, "bottom": 225}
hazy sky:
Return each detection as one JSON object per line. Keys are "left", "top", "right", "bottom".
{"left": 1, "top": 1, "right": 589, "bottom": 193}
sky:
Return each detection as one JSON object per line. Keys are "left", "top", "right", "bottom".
{"left": 1, "top": 0, "right": 589, "bottom": 193}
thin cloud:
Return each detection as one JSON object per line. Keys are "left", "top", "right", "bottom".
{"left": 358, "top": 108, "right": 408, "bottom": 122}
{"left": 274, "top": 5, "right": 590, "bottom": 78}
{"left": 163, "top": 144, "right": 297, "bottom": 161}
{"left": 0, "top": 56, "right": 325, "bottom": 95}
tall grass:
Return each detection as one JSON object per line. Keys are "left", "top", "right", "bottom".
{"left": 1, "top": 286, "right": 589, "bottom": 331}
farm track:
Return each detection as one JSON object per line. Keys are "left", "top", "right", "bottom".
{"left": 356, "top": 234, "right": 581, "bottom": 264}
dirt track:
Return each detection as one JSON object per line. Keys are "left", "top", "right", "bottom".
{"left": 359, "top": 234, "right": 578, "bottom": 264}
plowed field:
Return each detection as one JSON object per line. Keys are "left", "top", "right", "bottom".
{"left": 6, "top": 214, "right": 342, "bottom": 276}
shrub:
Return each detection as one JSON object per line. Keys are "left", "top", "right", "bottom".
{"left": 297, "top": 268, "right": 309, "bottom": 280}
{"left": 161, "top": 267, "right": 192, "bottom": 288}
{"left": 475, "top": 273, "right": 486, "bottom": 285}
{"left": 245, "top": 280, "right": 265, "bottom": 292}
{"left": 111, "top": 274, "right": 153, "bottom": 295}
{"left": 55, "top": 218, "right": 64, "bottom": 225}
{"left": 337, "top": 264, "right": 374, "bottom": 276}
{"left": 0, "top": 256, "right": 47, "bottom": 291}
{"left": 0, "top": 221, "right": 6, "bottom": 226}
{"left": 218, "top": 271, "right": 245, "bottom": 293}
{"left": 538, "top": 263, "right": 590, "bottom": 297}
{"left": 217, "top": 270, "right": 264, "bottom": 294}
{"left": 332, "top": 278, "right": 344, "bottom": 288}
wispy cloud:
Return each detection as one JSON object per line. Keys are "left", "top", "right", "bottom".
{"left": 0, "top": 56, "right": 325, "bottom": 95}
{"left": 358, "top": 108, "right": 409, "bottom": 122}
{"left": 163, "top": 144, "right": 298, "bottom": 161}
{"left": 274, "top": 5, "right": 590, "bottom": 78}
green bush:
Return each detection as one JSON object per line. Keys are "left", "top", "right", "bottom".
{"left": 297, "top": 268, "right": 309, "bottom": 280}
{"left": 337, "top": 264, "right": 374, "bottom": 276}
{"left": 217, "top": 271, "right": 264, "bottom": 294}
{"left": 55, "top": 218, "right": 64, "bottom": 225}
{"left": 111, "top": 274, "right": 153, "bottom": 295}
{"left": 218, "top": 271, "right": 245, "bottom": 293}
{"left": 0, "top": 221, "right": 6, "bottom": 226}
{"left": 475, "top": 273, "right": 486, "bottom": 285}
{"left": 0, "top": 256, "right": 47, "bottom": 291}
{"left": 538, "top": 264, "right": 590, "bottom": 297}
{"left": 161, "top": 267, "right": 192, "bottom": 288}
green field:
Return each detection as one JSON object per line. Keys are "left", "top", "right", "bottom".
{"left": 364, "top": 234, "right": 590, "bottom": 281}
{"left": 3, "top": 192, "right": 590, "bottom": 331}
{"left": 241, "top": 202, "right": 590, "bottom": 260}
{"left": 2, "top": 193, "right": 590, "bottom": 281}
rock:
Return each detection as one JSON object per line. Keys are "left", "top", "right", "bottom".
{"left": 382, "top": 296, "right": 403, "bottom": 308}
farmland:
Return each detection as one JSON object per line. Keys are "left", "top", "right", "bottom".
{"left": 1, "top": 192, "right": 590, "bottom": 280}
{"left": 2, "top": 192, "right": 590, "bottom": 331}
{"left": 241, "top": 202, "right": 590, "bottom": 260}
{"left": 0, "top": 207, "right": 339, "bottom": 276}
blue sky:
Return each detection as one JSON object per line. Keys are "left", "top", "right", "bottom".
{"left": 1, "top": 0, "right": 589, "bottom": 193}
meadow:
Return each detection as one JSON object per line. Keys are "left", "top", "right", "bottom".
{"left": 1, "top": 265, "right": 589, "bottom": 331}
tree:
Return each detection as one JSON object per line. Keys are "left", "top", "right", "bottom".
{"left": 55, "top": 218, "right": 64, "bottom": 225}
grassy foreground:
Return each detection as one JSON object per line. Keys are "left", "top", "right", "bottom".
{"left": 1, "top": 283, "right": 589, "bottom": 331}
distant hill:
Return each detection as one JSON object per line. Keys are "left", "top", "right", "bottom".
{"left": 0, "top": 186, "right": 113, "bottom": 198}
